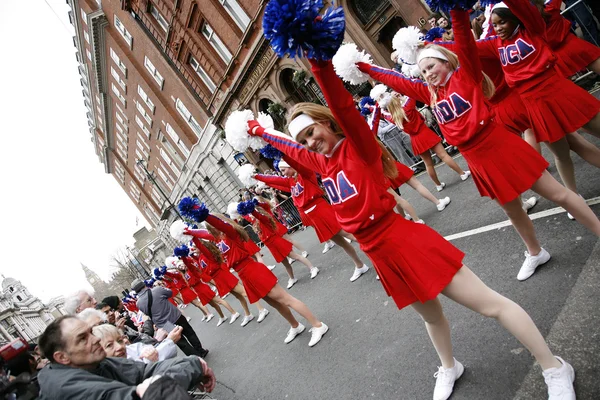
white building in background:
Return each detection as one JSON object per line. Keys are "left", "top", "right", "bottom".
{"left": 0, "top": 277, "right": 65, "bottom": 344}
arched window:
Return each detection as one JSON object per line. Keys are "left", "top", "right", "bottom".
{"left": 280, "top": 68, "right": 326, "bottom": 105}
{"left": 16, "top": 295, "right": 22, "bottom": 301}
{"left": 349, "top": 0, "right": 389, "bottom": 26}
{"left": 258, "top": 98, "right": 286, "bottom": 131}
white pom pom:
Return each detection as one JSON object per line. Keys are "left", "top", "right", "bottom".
{"left": 392, "top": 26, "right": 424, "bottom": 66}
{"left": 332, "top": 43, "right": 373, "bottom": 85}
{"left": 170, "top": 220, "right": 192, "bottom": 243}
{"left": 238, "top": 164, "right": 258, "bottom": 187}
{"left": 225, "top": 109, "right": 255, "bottom": 152}
{"left": 256, "top": 181, "right": 267, "bottom": 190}
{"left": 256, "top": 112, "right": 274, "bottom": 130}
{"left": 402, "top": 63, "right": 422, "bottom": 78}
{"left": 370, "top": 84, "right": 388, "bottom": 102}
{"left": 227, "top": 202, "right": 241, "bottom": 219}
{"left": 379, "top": 93, "right": 393, "bottom": 109}
{"left": 165, "top": 256, "right": 179, "bottom": 269}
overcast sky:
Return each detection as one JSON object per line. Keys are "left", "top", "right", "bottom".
{"left": 0, "top": 0, "right": 151, "bottom": 302}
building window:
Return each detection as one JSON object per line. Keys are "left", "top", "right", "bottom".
{"left": 86, "top": 49, "right": 92, "bottom": 61}
{"left": 159, "top": 148, "right": 180, "bottom": 175}
{"left": 111, "top": 67, "right": 126, "bottom": 90}
{"left": 16, "top": 295, "right": 22, "bottom": 302}
{"left": 157, "top": 166, "right": 174, "bottom": 190}
{"left": 201, "top": 23, "right": 232, "bottom": 63}
{"left": 115, "top": 103, "right": 128, "bottom": 120}
{"left": 165, "top": 124, "right": 190, "bottom": 157}
{"left": 136, "top": 102, "right": 153, "bottom": 126}
{"left": 84, "top": 31, "right": 90, "bottom": 43}
{"left": 219, "top": 0, "right": 250, "bottom": 30}
{"left": 175, "top": 98, "right": 202, "bottom": 137}
{"left": 111, "top": 83, "right": 126, "bottom": 105}
{"left": 81, "top": 8, "right": 88, "bottom": 23}
{"left": 110, "top": 48, "right": 127, "bottom": 74}
{"left": 137, "top": 85, "right": 155, "bottom": 113}
{"left": 136, "top": 115, "right": 151, "bottom": 137}
{"left": 144, "top": 57, "right": 164, "bottom": 88}
{"left": 149, "top": 3, "right": 169, "bottom": 32}
{"left": 137, "top": 140, "right": 150, "bottom": 154}
{"left": 114, "top": 16, "right": 133, "bottom": 48}
{"left": 189, "top": 56, "right": 216, "bottom": 92}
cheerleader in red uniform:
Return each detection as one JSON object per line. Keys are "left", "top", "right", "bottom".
{"left": 385, "top": 94, "right": 470, "bottom": 190}
{"left": 155, "top": 272, "right": 210, "bottom": 322}
{"left": 258, "top": 198, "right": 310, "bottom": 259}
{"left": 173, "top": 211, "right": 329, "bottom": 347}
{"left": 252, "top": 5, "right": 585, "bottom": 397}
{"left": 161, "top": 260, "right": 214, "bottom": 321}
{"left": 254, "top": 157, "right": 370, "bottom": 282}
{"left": 247, "top": 199, "right": 319, "bottom": 289}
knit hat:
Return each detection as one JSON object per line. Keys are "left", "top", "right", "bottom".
{"left": 101, "top": 295, "right": 120, "bottom": 310}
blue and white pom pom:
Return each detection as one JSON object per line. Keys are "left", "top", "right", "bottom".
{"left": 227, "top": 202, "right": 241, "bottom": 219}
{"left": 369, "top": 84, "right": 388, "bottom": 103}
{"left": 263, "top": 0, "right": 345, "bottom": 60}
{"left": 237, "top": 200, "right": 256, "bottom": 216}
{"left": 425, "top": 0, "right": 478, "bottom": 13}
{"left": 423, "top": 27, "right": 446, "bottom": 42}
{"left": 332, "top": 43, "right": 373, "bottom": 85}
{"left": 225, "top": 109, "right": 255, "bottom": 152}
{"left": 173, "top": 245, "right": 190, "bottom": 258}
{"left": 165, "top": 256, "right": 179, "bottom": 270}
{"left": 392, "top": 26, "right": 424, "bottom": 65}
{"left": 238, "top": 164, "right": 258, "bottom": 187}
{"left": 170, "top": 220, "right": 192, "bottom": 243}
{"left": 178, "top": 197, "right": 209, "bottom": 222}
{"left": 260, "top": 144, "right": 283, "bottom": 160}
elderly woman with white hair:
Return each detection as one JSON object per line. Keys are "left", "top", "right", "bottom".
{"left": 92, "top": 324, "right": 180, "bottom": 363}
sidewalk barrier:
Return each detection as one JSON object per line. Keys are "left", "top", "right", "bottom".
{"left": 243, "top": 224, "right": 263, "bottom": 247}
{"left": 561, "top": 0, "right": 599, "bottom": 85}
{"left": 273, "top": 198, "right": 303, "bottom": 230}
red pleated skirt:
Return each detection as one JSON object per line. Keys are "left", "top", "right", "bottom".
{"left": 409, "top": 125, "right": 441, "bottom": 155}
{"left": 244, "top": 239, "right": 261, "bottom": 255}
{"left": 303, "top": 198, "right": 342, "bottom": 242}
{"left": 458, "top": 123, "right": 549, "bottom": 204}
{"left": 518, "top": 72, "right": 600, "bottom": 143}
{"left": 390, "top": 162, "right": 414, "bottom": 189}
{"left": 210, "top": 267, "right": 239, "bottom": 297}
{"left": 192, "top": 282, "right": 216, "bottom": 306}
{"left": 263, "top": 235, "right": 293, "bottom": 263}
{"left": 554, "top": 33, "right": 600, "bottom": 77}
{"left": 490, "top": 88, "right": 530, "bottom": 135}
{"left": 179, "top": 286, "right": 198, "bottom": 304}
{"left": 234, "top": 258, "right": 278, "bottom": 303}
{"left": 353, "top": 213, "right": 464, "bottom": 309}
{"left": 276, "top": 220, "right": 288, "bottom": 236}
{"left": 298, "top": 208, "right": 313, "bottom": 227}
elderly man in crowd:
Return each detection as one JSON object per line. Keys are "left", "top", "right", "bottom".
{"left": 37, "top": 316, "right": 215, "bottom": 399}
{"left": 64, "top": 290, "right": 97, "bottom": 315}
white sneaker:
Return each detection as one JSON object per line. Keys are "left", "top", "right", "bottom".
{"left": 350, "top": 265, "right": 369, "bottom": 282}
{"left": 310, "top": 267, "right": 319, "bottom": 279}
{"left": 284, "top": 323, "right": 305, "bottom": 344}
{"left": 376, "top": 275, "right": 380, "bottom": 280}
{"left": 241, "top": 314, "right": 254, "bottom": 327}
{"left": 229, "top": 312, "right": 240, "bottom": 324}
{"left": 543, "top": 356, "right": 576, "bottom": 400}
{"left": 415, "top": 219, "right": 425, "bottom": 224}
{"left": 205, "top": 313, "right": 214, "bottom": 323}
{"left": 433, "top": 359, "right": 464, "bottom": 400}
{"left": 308, "top": 323, "right": 329, "bottom": 347}
{"left": 344, "top": 237, "right": 352, "bottom": 243}
{"left": 522, "top": 196, "right": 538, "bottom": 212}
{"left": 322, "top": 241, "right": 335, "bottom": 254}
{"left": 287, "top": 278, "right": 298, "bottom": 289}
{"left": 288, "top": 257, "right": 295, "bottom": 264}
{"left": 257, "top": 308, "right": 269, "bottom": 323}
{"left": 405, "top": 213, "right": 413, "bottom": 221}
{"left": 301, "top": 250, "right": 308, "bottom": 258}
{"left": 460, "top": 171, "right": 471, "bottom": 181}
{"left": 200, "top": 315, "right": 207, "bottom": 322}
{"left": 567, "top": 212, "right": 575, "bottom": 220}
{"left": 436, "top": 182, "right": 446, "bottom": 192}
{"left": 437, "top": 197, "right": 451, "bottom": 211}
{"left": 517, "top": 248, "right": 551, "bottom": 281}
{"left": 267, "top": 264, "right": 276, "bottom": 271}
{"left": 216, "top": 317, "right": 227, "bottom": 327}
{"left": 186, "top": 316, "right": 192, "bottom": 322}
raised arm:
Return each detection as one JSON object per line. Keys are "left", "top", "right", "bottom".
{"left": 309, "top": 59, "right": 382, "bottom": 164}
{"left": 254, "top": 174, "right": 292, "bottom": 192}
{"left": 356, "top": 62, "right": 431, "bottom": 104}
{"left": 205, "top": 214, "right": 247, "bottom": 245}
{"left": 503, "top": 0, "right": 547, "bottom": 37}
{"left": 371, "top": 104, "right": 382, "bottom": 135}
{"left": 282, "top": 154, "right": 319, "bottom": 185}
{"left": 449, "top": 9, "right": 484, "bottom": 83}
{"left": 432, "top": 36, "right": 498, "bottom": 60}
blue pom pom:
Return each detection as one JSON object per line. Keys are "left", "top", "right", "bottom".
{"left": 478, "top": 0, "right": 499, "bottom": 7}
{"left": 237, "top": 200, "right": 256, "bottom": 216}
{"left": 359, "top": 96, "right": 375, "bottom": 108}
{"left": 178, "top": 197, "right": 209, "bottom": 222}
{"left": 360, "top": 107, "right": 372, "bottom": 116}
{"left": 152, "top": 267, "right": 162, "bottom": 277}
{"left": 273, "top": 159, "right": 281, "bottom": 172}
{"left": 174, "top": 245, "right": 190, "bottom": 258}
{"left": 260, "top": 144, "right": 284, "bottom": 160}
{"left": 144, "top": 278, "right": 155, "bottom": 288}
{"left": 191, "top": 224, "right": 199, "bottom": 229}
{"left": 160, "top": 265, "right": 167, "bottom": 274}
{"left": 425, "top": 0, "right": 478, "bottom": 13}
{"left": 424, "top": 27, "right": 446, "bottom": 42}
{"left": 263, "top": 0, "right": 346, "bottom": 60}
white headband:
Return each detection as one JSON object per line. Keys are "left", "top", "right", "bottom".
{"left": 288, "top": 114, "right": 316, "bottom": 140}
{"left": 417, "top": 48, "right": 449, "bottom": 64}
{"left": 278, "top": 160, "right": 290, "bottom": 169}
{"left": 492, "top": 1, "right": 508, "bottom": 10}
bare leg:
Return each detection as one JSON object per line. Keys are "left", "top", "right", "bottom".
{"left": 388, "top": 187, "right": 420, "bottom": 220}
{"left": 411, "top": 299, "right": 455, "bottom": 369}
{"left": 230, "top": 288, "right": 251, "bottom": 316}
{"left": 531, "top": 171, "right": 600, "bottom": 235}
{"left": 566, "top": 132, "right": 600, "bottom": 168}
{"left": 261, "top": 295, "right": 300, "bottom": 327}
{"left": 287, "top": 251, "right": 313, "bottom": 271}
{"left": 280, "top": 258, "right": 295, "bottom": 279}
{"left": 330, "top": 232, "right": 365, "bottom": 268}
{"left": 265, "top": 284, "right": 322, "bottom": 328}
{"left": 432, "top": 142, "right": 465, "bottom": 175}
{"left": 212, "top": 296, "right": 236, "bottom": 315}
{"left": 587, "top": 57, "right": 600, "bottom": 74}
{"left": 442, "top": 266, "right": 560, "bottom": 370}
{"left": 406, "top": 177, "right": 440, "bottom": 205}
{"left": 232, "top": 283, "right": 264, "bottom": 312}
{"left": 254, "top": 252, "right": 266, "bottom": 264}
{"left": 545, "top": 138, "right": 578, "bottom": 193}
{"left": 523, "top": 129, "right": 542, "bottom": 154}
{"left": 420, "top": 151, "right": 442, "bottom": 186}
{"left": 338, "top": 231, "right": 357, "bottom": 242}
{"left": 283, "top": 233, "right": 306, "bottom": 253}
{"left": 498, "top": 198, "right": 542, "bottom": 256}
{"left": 202, "top": 299, "right": 224, "bottom": 318}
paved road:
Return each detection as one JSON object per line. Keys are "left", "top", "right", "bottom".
{"left": 186, "top": 135, "right": 600, "bottom": 400}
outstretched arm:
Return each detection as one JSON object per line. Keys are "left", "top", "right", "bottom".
{"left": 357, "top": 62, "right": 431, "bottom": 104}
{"left": 503, "top": 0, "right": 547, "bottom": 37}
{"left": 254, "top": 174, "right": 292, "bottom": 192}
{"left": 449, "top": 9, "right": 485, "bottom": 83}
{"left": 205, "top": 214, "right": 247, "bottom": 245}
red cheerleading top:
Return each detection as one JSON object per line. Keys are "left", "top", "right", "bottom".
{"left": 400, "top": 97, "right": 429, "bottom": 135}
{"left": 194, "top": 215, "right": 252, "bottom": 269}
{"left": 358, "top": 10, "right": 493, "bottom": 147}
{"left": 257, "top": 60, "right": 397, "bottom": 235}
{"left": 162, "top": 271, "right": 187, "bottom": 291}
{"left": 543, "top": 0, "right": 572, "bottom": 48}
{"left": 193, "top": 238, "right": 228, "bottom": 279}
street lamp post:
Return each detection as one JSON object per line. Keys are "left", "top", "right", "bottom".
{"left": 136, "top": 159, "right": 182, "bottom": 219}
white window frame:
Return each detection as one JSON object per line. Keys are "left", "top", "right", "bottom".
{"left": 151, "top": 187, "right": 162, "bottom": 205}
{"left": 86, "top": 49, "right": 92, "bottom": 61}
{"left": 111, "top": 67, "right": 126, "bottom": 90}
{"left": 149, "top": 3, "right": 169, "bottom": 32}
{"left": 137, "top": 85, "right": 155, "bottom": 113}
{"left": 111, "top": 83, "right": 126, "bottom": 105}
{"left": 114, "top": 15, "right": 133, "bottom": 48}
{"left": 115, "top": 103, "right": 128, "bottom": 121}
{"left": 219, "top": 0, "right": 250, "bottom": 30}
{"left": 137, "top": 140, "right": 150, "bottom": 155}
{"left": 201, "top": 23, "right": 232, "bottom": 63}
{"left": 136, "top": 102, "right": 153, "bottom": 126}
{"left": 81, "top": 8, "right": 88, "bottom": 23}
{"left": 144, "top": 56, "right": 164, "bottom": 88}
{"left": 110, "top": 48, "right": 127, "bottom": 74}
{"left": 157, "top": 167, "right": 174, "bottom": 190}
{"left": 84, "top": 31, "right": 90, "bottom": 43}
{"left": 165, "top": 124, "right": 190, "bottom": 157}
{"left": 175, "top": 98, "right": 202, "bottom": 136}
{"left": 137, "top": 132, "right": 150, "bottom": 147}
{"left": 159, "top": 147, "right": 180, "bottom": 175}
{"left": 189, "top": 56, "right": 216, "bottom": 92}
{"left": 136, "top": 115, "right": 151, "bottom": 137}
{"left": 116, "top": 113, "right": 125, "bottom": 125}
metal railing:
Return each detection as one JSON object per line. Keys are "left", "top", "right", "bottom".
{"left": 561, "top": 0, "right": 599, "bottom": 85}
{"left": 272, "top": 198, "right": 303, "bottom": 230}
